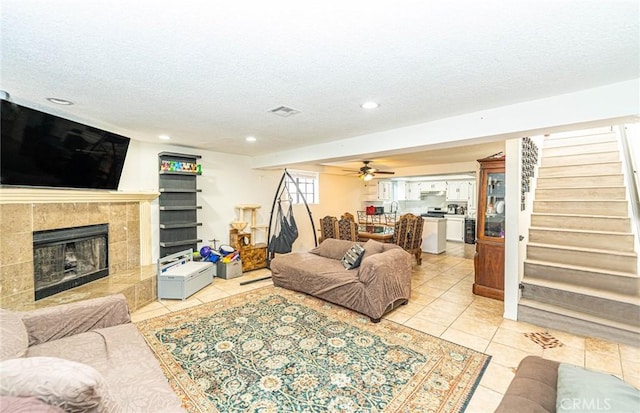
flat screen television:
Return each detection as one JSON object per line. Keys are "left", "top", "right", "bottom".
{"left": 1, "top": 99, "right": 130, "bottom": 190}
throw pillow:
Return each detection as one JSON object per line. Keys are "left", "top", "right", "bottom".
{"left": 361, "top": 239, "right": 385, "bottom": 262}
{"left": 556, "top": 363, "right": 640, "bottom": 413}
{"left": 0, "top": 357, "right": 116, "bottom": 413}
{"left": 0, "top": 309, "right": 28, "bottom": 362}
{"left": 341, "top": 243, "right": 365, "bottom": 270}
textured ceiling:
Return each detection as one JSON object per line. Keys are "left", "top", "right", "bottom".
{"left": 1, "top": 0, "right": 638, "bottom": 170}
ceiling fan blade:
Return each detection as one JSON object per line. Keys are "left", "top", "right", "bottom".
{"left": 375, "top": 171, "right": 395, "bottom": 175}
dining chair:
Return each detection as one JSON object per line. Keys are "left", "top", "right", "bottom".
{"left": 393, "top": 213, "right": 424, "bottom": 265}
{"left": 319, "top": 216, "right": 339, "bottom": 243}
{"left": 337, "top": 217, "right": 358, "bottom": 242}
{"left": 341, "top": 212, "right": 355, "bottom": 222}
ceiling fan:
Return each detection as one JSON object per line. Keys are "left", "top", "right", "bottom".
{"left": 345, "top": 161, "right": 395, "bottom": 181}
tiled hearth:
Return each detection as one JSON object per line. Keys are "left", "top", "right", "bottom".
{"left": 0, "top": 188, "right": 159, "bottom": 311}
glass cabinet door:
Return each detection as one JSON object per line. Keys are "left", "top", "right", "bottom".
{"left": 483, "top": 172, "right": 505, "bottom": 238}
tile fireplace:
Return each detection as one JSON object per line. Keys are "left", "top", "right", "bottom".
{"left": 0, "top": 188, "right": 158, "bottom": 310}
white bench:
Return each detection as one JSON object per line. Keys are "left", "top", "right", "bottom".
{"left": 157, "top": 249, "right": 214, "bottom": 300}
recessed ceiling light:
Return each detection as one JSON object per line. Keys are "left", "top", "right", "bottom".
{"left": 245, "top": 136, "right": 257, "bottom": 142}
{"left": 158, "top": 135, "right": 171, "bottom": 140}
{"left": 361, "top": 101, "right": 379, "bottom": 109}
{"left": 47, "top": 97, "right": 74, "bottom": 105}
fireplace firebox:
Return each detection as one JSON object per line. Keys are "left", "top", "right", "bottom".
{"left": 33, "top": 224, "right": 109, "bottom": 300}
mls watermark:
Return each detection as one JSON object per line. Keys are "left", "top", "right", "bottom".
{"left": 559, "top": 398, "right": 612, "bottom": 411}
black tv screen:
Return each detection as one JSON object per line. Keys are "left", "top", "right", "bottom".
{"left": 1, "top": 99, "right": 130, "bottom": 190}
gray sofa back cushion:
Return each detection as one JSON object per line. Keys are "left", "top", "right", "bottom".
{"left": 310, "top": 238, "right": 355, "bottom": 260}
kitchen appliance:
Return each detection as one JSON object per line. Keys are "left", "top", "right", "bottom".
{"left": 465, "top": 218, "right": 476, "bottom": 244}
{"left": 447, "top": 204, "right": 459, "bottom": 214}
{"left": 421, "top": 207, "right": 445, "bottom": 218}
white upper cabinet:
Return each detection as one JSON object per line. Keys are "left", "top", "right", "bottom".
{"left": 467, "top": 180, "right": 477, "bottom": 211}
{"left": 377, "top": 180, "right": 392, "bottom": 201}
{"left": 405, "top": 182, "right": 422, "bottom": 200}
{"left": 446, "top": 180, "right": 471, "bottom": 202}
{"left": 422, "top": 181, "right": 447, "bottom": 192}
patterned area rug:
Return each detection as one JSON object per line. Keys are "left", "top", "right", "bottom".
{"left": 136, "top": 286, "right": 491, "bottom": 412}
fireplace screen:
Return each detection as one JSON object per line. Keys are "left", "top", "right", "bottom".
{"left": 33, "top": 224, "right": 109, "bottom": 300}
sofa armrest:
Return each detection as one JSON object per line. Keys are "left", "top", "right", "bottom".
{"left": 20, "top": 294, "right": 131, "bottom": 346}
{"left": 358, "top": 248, "right": 412, "bottom": 288}
{"left": 494, "top": 356, "right": 559, "bottom": 413}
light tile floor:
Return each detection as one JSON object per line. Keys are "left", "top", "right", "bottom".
{"left": 132, "top": 242, "right": 640, "bottom": 412}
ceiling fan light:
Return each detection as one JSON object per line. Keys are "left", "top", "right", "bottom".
{"left": 363, "top": 172, "right": 374, "bottom": 181}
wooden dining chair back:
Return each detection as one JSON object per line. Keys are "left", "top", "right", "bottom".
{"left": 394, "top": 213, "right": 424, "bottom": 265}
{"left": 341, "top": 212, "right": 355, "bottom": 222}
{"left": 319, "top": 216, "right": 339, "bottom": 243}
{"left": 337, "top": 217, "right": 358, "bottom": 242}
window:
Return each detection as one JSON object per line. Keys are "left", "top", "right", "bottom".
{"left": 286, "top": 170, "right": 318, "bottom": 204}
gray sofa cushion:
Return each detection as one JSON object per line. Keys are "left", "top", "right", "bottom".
{"left": 0, "top": 396, "right": 65, "bottom": 412}
{"left": 310, "top": 238, "right": 355, "bottom": 260}
{"left": 27, "top": 323, "right": 183, "bottom": 413}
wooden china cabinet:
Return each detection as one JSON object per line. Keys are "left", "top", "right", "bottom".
{"left": 473, "top": 153, "right": 505, "bottom": 300}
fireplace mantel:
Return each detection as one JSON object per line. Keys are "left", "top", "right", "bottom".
{"left": 0, "top": 188, "right": 159, "bottom": 204}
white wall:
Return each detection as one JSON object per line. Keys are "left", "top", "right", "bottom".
{"left": 118, "top": 140, "right": 364, "bottom": 261}
{"left": 119, "top": 140, "right": 281, "bottom": 262}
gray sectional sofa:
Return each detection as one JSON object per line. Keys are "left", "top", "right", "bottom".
{"left": 270, "top": 238, "right": 412, "bottom": 322}
{"left": 0, "top": 294, "right": 184, "bottom": 412}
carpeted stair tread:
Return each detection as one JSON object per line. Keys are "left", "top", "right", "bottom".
{"left": 518, "top": 298, "right": 640, "bottom": 334}
{"left": 529, "top": 226, "right": 633, "bottom": 236}
{"left": 527, "top": 242, "right": 637, "bottom": 258}
{"left": 524, "top": 258, "right": 639, "bottom": 280}
{"left": 521, "top": 278, "right": 640, "bottom": 304}
{"left": 532, "top": 211, "right": 630, "bottom": 219}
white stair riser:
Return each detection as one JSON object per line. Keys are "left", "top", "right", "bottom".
{"left": 524, "top": 261, "right": 639, "bottom": 294}
{"left": 541, "top": 151, "right": 619, "bottom": 167}
{"left": 529, "top": 229, "right": 634, "bottom": 252}
{"left": 535, "top": 187, "right": 627, "bottom": 201}
{"left": 527, "top": 245, "right": 636, "bottom": 273}
{"left": 538, "top": 162, "right": 622, "bottom": 177}
{"left": 533, "top": 201, "right": 628, "bottom": 216}
{"left": 518, "top": 304, "right": 639, "bottom": 347}
{"left": 536, "top": 175, "right": 624, "bottom": 188}
{"left": 531, "top": 215, "right": 631, "bottom": 232}
{"left": 543, "top": 141, "right": 619, "bottom": 157}
{"left": 543, "top": 133, "right": 616, "bottom": 148}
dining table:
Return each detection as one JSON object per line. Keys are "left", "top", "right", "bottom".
{"left": 357, "top": 225, "right": 394, "bottom": 243}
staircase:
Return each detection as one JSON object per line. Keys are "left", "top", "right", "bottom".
{"left": 519, "top": 129, "right": 640, "bottom": 346}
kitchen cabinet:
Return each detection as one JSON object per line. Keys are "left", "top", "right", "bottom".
{"left": 422, "top": 181, "right": 446, "bottom": 192}
{"left": 363, "top": 182, "right": 378, "bottom": 201}
{"left": 474, "top": 153, "right": 505, "bottom": 301}
{"left": 158, "top": 152, "right": 202, "bottom": 258}
{"left": 395, "top": 181, "right": 406, "bottom": 200}
{"left": 467, "top": 181, "right": 477, "bottom": 214}
{"left": 445, "top": 215, "right": 465, "bottom": 242}
{"left": 377, "top": 180, "right": 392, "bottom": 201}
{"left": 405, "top": 182, "right": 422, "bottom": 200}
{"left": 446, "top": 180, "right": 470, "bottom": 202}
